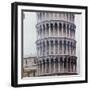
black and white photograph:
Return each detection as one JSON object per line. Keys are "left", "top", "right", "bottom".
{"left": 11, "top": 2, "right": 88, "bottom": 87}
{"left": 22, "top": 11, "right": 79, "bottom": 77}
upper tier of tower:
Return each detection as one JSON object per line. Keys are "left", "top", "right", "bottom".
{"left": 36, "top": 12, "right": 75, "bottom": 24}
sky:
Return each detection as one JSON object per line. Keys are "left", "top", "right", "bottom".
{"left": 23, "top": 12, "right": 37, "bottom": 57}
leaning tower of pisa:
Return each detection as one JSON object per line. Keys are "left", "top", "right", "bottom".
{"left": 36, "top": 12, "right": 77, "bottom": 76}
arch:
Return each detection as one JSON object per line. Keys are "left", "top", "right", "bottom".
{"left": 67, "top": 41, "right": 70, "bottom": 54}
{"left": 50, "top": 40, "right": 54, "bottom": 54}
{"left": 63, "top": 23, "right": 66, "bottom": 30}
{"left": 63, "top": 23, "right": 66, "bottom": 36}
{"left": 43, "top": 59, "right": 45, "bottom": 73}
{"left": 46, "top": 23, "right": 49, "bottom": 30}
{"left": 55, "top": 23, "right": 58, "bottom": 30}
{"left": 50, "top": 23, "right": 53, "bottom": 36}
{"left": 43, "top": 24, "right": 45, "bottom": 30}
{"left": 46, "top": 59, "right": 49, "bottom": 73}
{"left": 67, "top": 24, "right": 69, "bottom": 36}
{"left": 39, "top": 60, "right": 42, "bottom": 74}
{"left": 64, "top": 57, "right": 67, "bottom": 71}
{"left": 64, "top": 40, "right": 66, "bottom": 54}
{"left": 71, "top": 42, "right": 73, "bottom": 54}
{"left": 71, "top": 57, "right": 74, "bottom": 72}
{"left": 43, "top": 41, "right": 45, "bottom": 56}
{"left": 68, "top": 57, "right": 71, "bottom": 72}
{"left": 46, "top": 40, "right": 49, "bottom": 55}
{"left": 54, "top": 23, "right": 57, "bottom": 36}
{"left": 55, "top": 58, "right": 58, "bottom": 72}
{"left": 42, "top": 12, "right": 45, "bottom": 17}
{"left": 60, "top": 57, "right": 63, "bottom": 72}
{"left": 46, "top": 13, "right": 49, "bottom": 17}
{"left": 42, "top": 24, "right": 45, "bottom": 37}
{"left": 39, "top": 12, "right": 42, "bottom": 20}
{"left": 59, "top": 23, "right": 62, "bottom": 29}
{"left": 55, "top": 40, "right": 58, "bottom": 54}
{"left": 50, "top": 23, "right": 53, "bottom": 30}
{"left": 40, "top": 25, "right": 42, "bottom": 36}
{"left": 55, "top": 40, "right": 58, "bottom": 45}
{"left": 59, "top": 40, "right": 62, "bottom": 53}
{"left": 60, "top": 57, "right": 63, "bottom": 63}
{"left": 70, "top": 13, "right": 72, "bottom": 21}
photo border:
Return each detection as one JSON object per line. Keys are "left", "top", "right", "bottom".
{"left": 11, "top": 2, "right": 88, "bottom": 87}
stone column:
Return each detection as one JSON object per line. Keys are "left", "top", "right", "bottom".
{"left": 49, "top": 23, "right": 51, "bottom": 37}
{"left": 75, "top": 59, "right": 77, "bottom": 73}
{"left": 61, "top": 22, "right": 63, "bottom": 37}
{"left": 70, "top": 57, "right": 72, "bottom": 72}
{"left": 38, "top": 44, "right": 40, "bottom": 57}
{"left": 68, "top": 57, "right": 70, "bottom": 72}
{"left": 57, "top": 23, "right": 59, "bottom": 37}
{"left": 45, "top": 40, "right": 47, "bottom": 56}
{"left": 60, "top": 57, "right": 63, "bottom": 73}
{"left": 72, "top": 57, "right": 74, "bottom": 72}
{"left": 41, "top": 26, "right": 43, "bottom": 39}
{"left": 62, "top": 40, "right": 64, "bottom": 54}
{"left": 41, "top": 43, "right": 43, "bottom": 56}
{"left": 45, "top": 59, "right": 47, "bottom": 74}
{"left": 66, "top": 23, "right": 67, "bottom": 37}
{"left": 64, "top": 58, "right": 66, "bottom": 73}
{"left": 39, "top": 61, "right": 41, "bottom": 75}
{"left": 66, "top": 40, "right": 68, "bottom": 55}
{"left": 43, "top": 60, "right": 45, "bottom": 74}
{"left": 75, "top": 45, "right": 76, "bottom": 55}
{"left": 48, "top": 58, "right": 51, "bottom": 74}
{"left": 40, "top": 62, "right": 42, "bottom": 75}
{"left": 40, "top": 27, "right": 42, "bottom": 39}
{"left": 56, "top": 59, "right": 58, "bottom": 73}
{"left": 53, "top": 40, "right": 55, "bottom": 55}
{"left": 41, "top": 25, "right": 43, "bottom": 39}
{"left": 40, "top": 43, "right": 42, "bottom": 57}
{"left": 69, "top": 24, "right": 70, "bottom": 38}
{"left": 36, "top": 29, "right": 38, "bottom": 40}
{"left": 62, "top": 57, "right": 64, "bottom": 73}
{"left": 53, "top": 57, "right": 56, "bottom": 73}
{"left": 42, "top": 41, "right": 44, "bottom": 56}
{"left": 69, "top": 42, "right": 71, "bottom": 55}
{"left": 45, "top": 24, "right": 47, "bottom": 38}
{"left": 57, "top": 40, "right": 59, "bottom": 54}
{"left": 65, "top": 56, "right": 68, "bottom": 73}
{"left": 43, "top": 26, "right": 45, "bottom": 38}
{"left": 58, "top": 57, "right": 60, "bottom": 73}
{"left": 41, "top": 61, "right": 43, "bottom": 75}
{"left": 42, "top": 59, "right": 44, "bottom": 75}
{"left": 73, "top": 58, "right": 76, "bottom": 73}
{"left": 53, "top": 23, "right": 55, "bottom": 37}
{"left": 38, "top": 62, "right": 40, "bottom": 76}
{"left": 38, "top": 28, "right": 40, "bottom": 39}
{"left": 49, "top": 40, "right": 51, "bottom": 55}
{"left": 66, "top": 57, "right": 68, "bottom": 73}
{"left": 58, "top": 40, "right": 60, "bottom": 54}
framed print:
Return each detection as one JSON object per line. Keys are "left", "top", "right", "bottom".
{"left": 11, "top": 2, "right": 88, "bottom": 87}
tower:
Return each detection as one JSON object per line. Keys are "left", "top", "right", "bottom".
{"left": 36, "top": 12, "right": 77, "bottom": 76}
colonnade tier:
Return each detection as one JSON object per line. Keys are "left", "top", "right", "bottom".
{"left": 36, "top": 20, "right": 76, "bottom": 40}
{"left": 37, "top": 56, "right": 77, "bottom": 76}
{"left": 36, "top": 38, "right": 76, "bottom": 57}
{"left": 36, "top": 12, "right": 75, "bottom": 24}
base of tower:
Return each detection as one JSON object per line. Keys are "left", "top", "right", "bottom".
{"left": 38, "top": 72, "right": 78, "bottom": 76}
